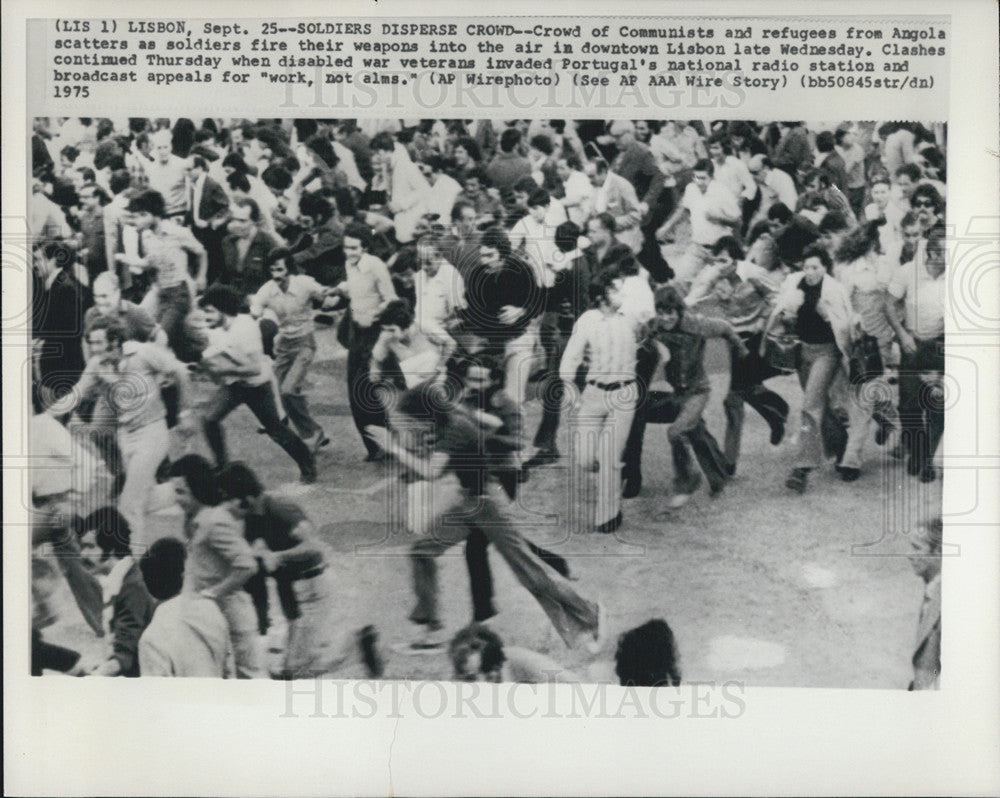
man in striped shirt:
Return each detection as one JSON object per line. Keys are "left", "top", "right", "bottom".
{"left": 559, "top": 270, "right": 640, "bottom": 533}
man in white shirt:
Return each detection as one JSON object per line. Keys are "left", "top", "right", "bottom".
{"left": 423, "top": 155, "right": 464, "bottom": 223}
{"left": 747, "top": 154, "right": 798, "bottom": 226}
{"left": 198, "top": 284, "right": 318, "bottom": 483}
{"left": 555, "top": 153, "right": 594, "bottom": 228}
{"left": 560, "top": 270, "right": 640, "bottom": 533}
{"left": 414, "top": 235, "right": 466, "bottom": 352}
{"left": 656, "top": 158, "right": 741, "bottom": 290}
{"left": 139, "top": 129, "right": 189, "bottom": 219}
{"left": 509, "top": 188, "right": 559, "bottom": 288}
{"left": 370, "top": 299, "right": 450, "bottom": 389}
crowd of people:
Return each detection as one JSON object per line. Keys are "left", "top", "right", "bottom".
{"left": 29, "top": 116, "right": 945, "bottom": 687}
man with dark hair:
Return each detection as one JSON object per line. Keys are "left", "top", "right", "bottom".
{"left": 78, "top": 508, "right": 155, "bottom": 677}
{"left": 60, "top": 315, "right": 196, "bottom": 551}
{"left": 585, "top": 157, "right": 645, "bottom": 257}
{"left": 449, "top": 623, "right": 579, "bottom": 683}
{"left": 766, "top": 201, "right": 820, "bottom": 268}
{"left": 185, "top": 154, "right": 230, "bottom": 284}
{"left": 333, "top": 221, "right": 398, "bottom": 459}
{"left": 485, "top": 127, "right": 532, "bottom": 194}
{"left": 370, "top": 298, "right": 449, "bottom": 389}
{"left": 76, "top": 181, "right": 110, "bottom": 285}
{"left": 167, "top": 453, "right": 261, "bottom": 677}
{"left": 138, "top": 536, "right": 233, "bottom": 677}
{"left": 614, "top": 618, "right": 681, "bottom": 686}
{"left": 119, "top": 188, "right": 207, "bottom": 358}
{"left": 250, "top": 250, "right": 340, "bottom": 450}
{"left": 293, "top": 191, "right": 346, "bottom": 286}
{"left": 197, "top": 284, "right": 318, "bottom": 483}
{"left": 32, "top": 240, "right": 92, "bottom": 395}
{"left": 221, "top": 196, "right": 281, "bottom": 296}
{"left": 815, "top": 130, "right": 849, "bottom": 191}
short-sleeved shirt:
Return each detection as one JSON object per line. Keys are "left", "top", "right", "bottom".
{"left": 76, "top": 341, "right": 182, "bottom": 431}
{"left": 140, "top": 220, "right": 205, "bottom": 288}
{"left": 837, "top": 254, "right": 895, "bottom": 343}
{"left": 888, "top": 251, "right": 946, "bottom": 340}
{"left": 183, "top": 506, "right": 256, "bottom": 595}
{"left": 244, "top": 493, "right": 325, "bottom": 578}
{"left": 414, "top": 260, "right": 466, "bottom": 339}
{"left": 252, "top": 275, "right": 325, "bottom": 339}
{"left": 83, "top": 300, "right": 157, "bottom": 342}
{"left": 371, "top": 325, "right": 443, "bottom": 388}
{"left": 142, "top": 155, "right": 189, "bottom": 217}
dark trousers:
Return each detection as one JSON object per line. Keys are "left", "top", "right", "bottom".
{"left": 203, "top": 381, "right": 315, "bottom": 476}
{"left": 723, "top": 332, "right": 790, "bottom": 465}
{"left": 194, "top": 226, "right": 227, "bottom": 286}
{"left": 622, "top": 340, "right": 661, "bottom": 478}
{"left": 464, "top": 528, "right": 571, "bottom": 622}
{"left": 638, "top": 190, "right": 675, "bottom": 283}
{"left": 346, "top": 322, "right": 386, "bottom": 456}
{"left": 625, "top": 389, "right": 730, "bottom": 492}
{"left": 898, "top": 337, "right": 945, "bottom": 472}
{"left": 156, "top": 283, "right": 193, "bottom": 359}
{"left": 532, "top": 313, "right": 571, "bottom": 452}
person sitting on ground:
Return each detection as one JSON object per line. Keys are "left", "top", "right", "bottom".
{"left": 449, "top": 623, "right": 581, "bottom": 684}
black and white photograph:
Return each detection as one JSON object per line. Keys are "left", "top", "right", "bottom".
{"left": 27, "top": 114, "right": 947, "bottom": 687}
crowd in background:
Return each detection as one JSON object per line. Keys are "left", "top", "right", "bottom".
{"left": 28, "top": 116, "right": 945, "bottom": 688}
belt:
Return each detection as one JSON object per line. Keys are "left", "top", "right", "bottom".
{"left": 588, "top": 379, "right": 635, "bottom": 391}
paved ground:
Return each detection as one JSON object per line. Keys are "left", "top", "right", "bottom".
{"left": 42, "top": 291, "right": 941, "bottom": 688}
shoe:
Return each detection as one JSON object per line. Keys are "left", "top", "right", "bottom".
{"left": 595, "top": 511, "right": 623, "bottom": 534}
{"left": 364, "top": 449, "right": 387, "bottom": 463}
{"left": 709, "top": 481, "right": 725, "bottom": 498}
{"left": 523, "top": 448, "right": 559, "bottom": 469}
{"left": 786, "top": 467, "right": 810, "bottom": 493}
{"left": 358, "top": 625, "right": 384, "bottom": 678}
{"left": 769, "top": 419, "right": 786, "bottom": 446}
{"left": 300, "top": 468, "right": 318, "bottom": 485}
{"left": 669, "top": 472, "right": 702, "bottom": 508}
{"left": 724, "top": 462, "right": 736, "bottom": 477}
{"left": 873, "top": 413, "right": 894, "bottom": 446}
{"left": 622, "top": 472, "right": 642, "bottom": 499}
{"left": 919, "top": 465, "right": 937, "bottom": 483}
{"left": 836, "top": 466, "right": 861, "bottom": 482}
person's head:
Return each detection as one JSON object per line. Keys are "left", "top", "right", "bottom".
{"left": 766, "top": 202, "right": 793, "bottom": 235}
{"left": 449, "top": 624, "right": 506, "bottom": 682}
{"left": 869, "top": 174, "right": 891, "bottom": 208}
{"left": 298, "top": 191, "right": 335, "bottom": 227}
{"left": 526, "top": 188, "right": 550, "bottom": 221}
{"left": 836, "top": 218, "right": 884, "bottom": 264}
{"left": 510, "top": 176, "right": 537, "bottom": 209}
{"left": 800, "top": 244, "right": 833, "bottom": 285}
{"left": 633, "top": 119, "right": 652, "bottom": 143}
{"left": 199, "top": 284, "right": 243, "bottom": 325}
{"left": 479, "top": 226, "right": 511, "bottom": 266}
{"left": 900, "top": 211, "right": 923, "bottom": 251}
{"left": 923, "top": 225, "right": 947, "bottom": 274}
{"left": 168, "top": 454, "right": 221, "bottom": 516}
{"left": 554, "top": 151, "right": 582, "bottom": 182}
{"left": 79, "top": 507, "right": 133, "bottom": 573}
{"left": 614, "top": 618, "right": 681, "bottom": 687}
{"left": 92, "top": 271, "right": 123, "bottom": 315}
{"left": 226, "top": 171, "right": 252, "bottom": 196}
{"left": 125, "top": 189, "right": 166, "bottom": 229}
{"left": 710, "top": 236, "right": 744, "bottom": 275}
{"left": 452, "top": 136, "right": 480, "bottom": 167}
{"left": 528, "top": 133, "right": 554, "bottom": 164}
{"left": 458, "top": 356, "right": 502, "bottom": 401}
{"left": 917, "top": 147, "right": 945, "bottom": 181}
{"left": 499, "top": 127, "right": 521, "bottom": 155}
{"left": 85, "top": 316, "right": 126, "bottom": 361}
{"left": 222, "top": 151, "right": 249, "bottom": 176}
{"left": 305, "top": 134, "right": 338, "bottom": 170}
{"left": 609, "top": 120, "right": 636, "bottom": 151}
{"left": 227, "top": 197, "right": 260, "bottom": 239}
{"left": 36, "top": 241, "right": 76, "bottom": 279}
{"left": 815, "top": 130, "right": 836, "bottom": 154}
{"left": 894, "top": 163, "right": 922, "bottom": 199}
{"left": 461, "top": 166, "right": 488, "bottom": 197}
{"left": 586, "top": 212, "right": 616, "bottom": 248}
{"left": 817, "top": 210, "right": 853, "bottom": 254}
{"left": 450, "top": 200, "right": 478, "bottom": 237}
{"left": 265, "top": 247, "right": 296, "bottom": 286}
{"left": 216, "top": 461, "right": 267, "bottom": 517}
{"left": 109, "top": 169, "right": 132, "bottom": 197}
{"left": 654, "top": 284, "right": 685, "bottom": 330}
{"left": 77, "top": 182, "right": 108, "bottom": 213}
{"left": 707, "top": 133, "right": 730, "bottom": 162}
{"left": 554, "top": 220, "right": 582, "bottom": 256}
{"left": 261, "top": 164, "right": 293, "bottom": 197}
{"left": 586, "top": 158, "right": 610, "bottom": 188}
{"left": 139, "top": 537, "right": 187, "bottom": 601}
{"left": 591, "top": 268, "right": 623, "bottom": 311}
{"left": 835, "top": 125, "right": 856, "bottom": 149}
{"left": 343, "top": 221, "right": 374, "bottom": 267}
{"left": 910, "top": 183, "right": 944, "bottom": 229}
{"left": 801, "top": 168, "right": 829, "bottom": 195}
{"left": 376, "top": 299, "right": 414, "bottom": 338}
{"left": 747, "top": 154, "right": 770, "bottom": 185}
{"left": 691, "top": 158, "right": 714, "bottom": 192}
{"left": 151, "top": 129, "right": 172, "bottom": 164}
